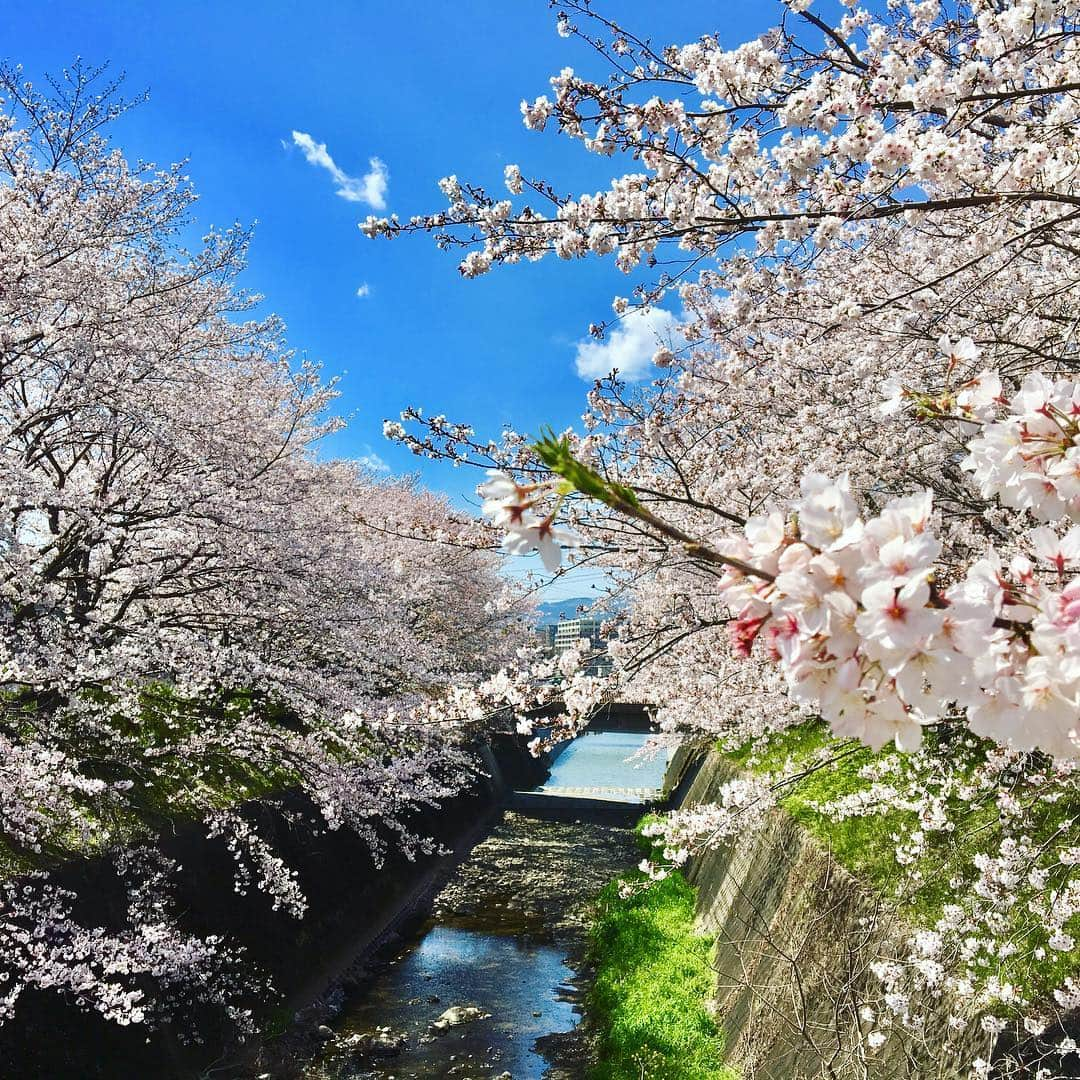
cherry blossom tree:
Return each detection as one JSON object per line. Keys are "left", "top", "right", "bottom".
{"left": 0, "top": 62, "right": 526, "bottom": 1033}
{"left": 381, "top": 0, "right": 1080, "bottom": 1069}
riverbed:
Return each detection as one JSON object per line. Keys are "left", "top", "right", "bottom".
{"left": 297, "top": 732, "right": 668, "bottom": 1079}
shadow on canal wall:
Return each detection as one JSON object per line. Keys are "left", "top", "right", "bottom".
{"left": 665, "top": 748, "right": 1061, "bottom": 1080}
{"left": 0, "top": 735, "right": 546, "bottom": 1080}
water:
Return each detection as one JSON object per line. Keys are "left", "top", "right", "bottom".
{"left": 300, "top": 732, "right": 664, "bottom": 1079}
{"left": 535, "top": 731, "right": 671, "bottom": 802}
{"left": 320, "top": 926, "right": 576, "bottom": 1078}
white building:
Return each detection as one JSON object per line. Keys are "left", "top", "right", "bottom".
{"left": 553, "top": 616, "right": 601, "bottom": 653}
{"left": 552, "top": 616, "right": 611, "bottom": 675}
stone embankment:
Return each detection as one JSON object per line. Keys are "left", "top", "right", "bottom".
{"left": 666, "top": 747, "right": 989, "bottom": 1080}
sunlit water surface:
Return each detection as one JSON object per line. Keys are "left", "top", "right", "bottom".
{"left": 306, "top": 731, "right": 664, "bottom": 1079}
{"left": 327, "top": 926, "right": 575, "bottom": 1078}
{"left": 535, "top": 731, "right": 670, "bottom": 800}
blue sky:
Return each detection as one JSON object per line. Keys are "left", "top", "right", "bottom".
{"left": 6, "top": 0, "right": 783, "bottom": 596}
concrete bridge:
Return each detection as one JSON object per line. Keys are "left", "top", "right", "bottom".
{"left": 524, "top": 700, "right": 654, "bottom": 733}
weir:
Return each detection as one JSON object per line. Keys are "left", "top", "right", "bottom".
{"left": 507, "top": 728, "right": 673, "bottom": 825}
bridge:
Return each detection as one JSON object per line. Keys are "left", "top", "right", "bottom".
{"left": 524, "top": 700, "right": 655, "bottom": 733}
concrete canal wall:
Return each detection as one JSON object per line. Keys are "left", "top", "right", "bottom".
{"left": 667, "top": 747, "right": 989, "bottom": 1080}
{"left": 1, "top": 735, "right": 545, "bottom": 1080}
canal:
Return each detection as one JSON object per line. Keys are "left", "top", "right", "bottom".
{"left": 299, "top": 731, "right": 671, "bottom": 1079}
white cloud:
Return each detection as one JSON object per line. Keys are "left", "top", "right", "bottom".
{"left": 357, "top": 447, "right": 390, "bottom": 474}
{"left": 290, "top": 130, "right": 389, "bottom": 210}
{"left": 573, "top": 307, "right": 680, "bottom": 381}
{"left": 355, "top": 283, "right": 371, "bottom": 298}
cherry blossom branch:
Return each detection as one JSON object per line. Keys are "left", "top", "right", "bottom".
{"left": 532, "top": 432, "right": 775, "bottom": 582}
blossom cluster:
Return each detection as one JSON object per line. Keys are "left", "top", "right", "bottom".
{"left": 718, "top": 471, "right": 1080, "bottom": 758}
{"left": 0, "top": 849, "right": 253, "bottom": 1030}
{"left": 375, "top": 0, "right": 1080, "bottom": 312}
{"left": 963, "top": 372, "right": 1080, "bottom": 524}
{"left": 478, "top": 469, "right": 581, "bottom": 571}
{"left": 638, "top": 776, "right": 776, "bottom": 876}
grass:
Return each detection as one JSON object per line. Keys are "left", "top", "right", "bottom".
{"left": 723, "top": 722, "right": 923, "bottom": 906}
{"left": 587, "top": 821, "right": 735, "bottom": 1080}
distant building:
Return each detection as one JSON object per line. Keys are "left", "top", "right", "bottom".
{"left": 553, "top": 616, "right": 602, "bottom": 653}
{"left": 551, "top": 616, "right": 611, "bottom": 676}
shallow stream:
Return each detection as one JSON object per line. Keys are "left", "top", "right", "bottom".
{"left": 301, "top": 731, "right": 669, "bottom": 1080}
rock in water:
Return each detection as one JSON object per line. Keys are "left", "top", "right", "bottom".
{"left": 368, "top": 1027, "right": 407, "bottom": 1056}
{"left": 430, "top": 1005, "right": 492, "bottom": 1032}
